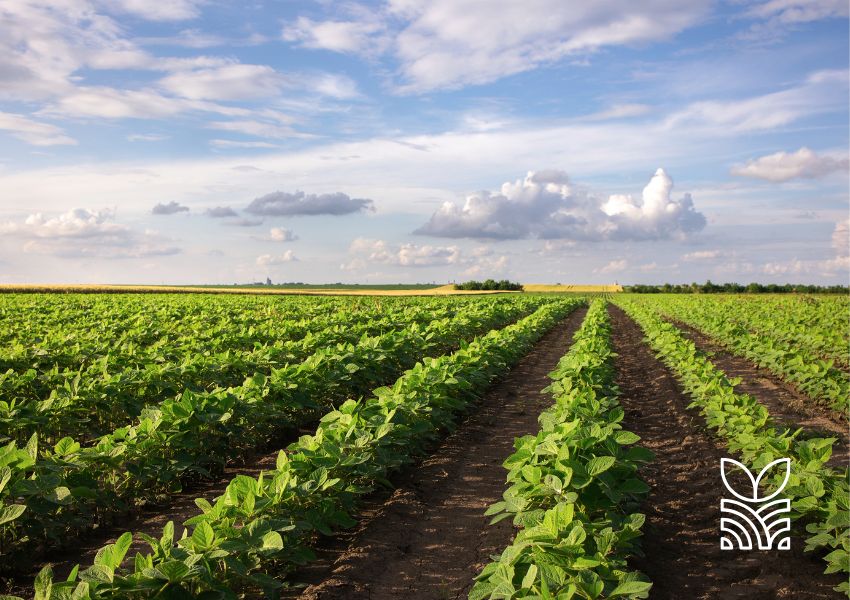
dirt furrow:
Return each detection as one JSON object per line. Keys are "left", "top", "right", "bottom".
{"left": 293, "top": 307, "right": 588, "bottom": 600}
{"left": 609, "top": 304, "right": 843, "bottom": 599}
{"left": 670, "top": 320, "right": 848, "bottom": 469}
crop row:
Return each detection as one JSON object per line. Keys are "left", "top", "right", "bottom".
{"left": 616, "top": 298, "right": 849, "bottom": 596}
{"left": 636, "top": 295, "right": 849, "bottom": 415}
{"left": 686, "top": 294, "right": 849, "bottom": 369}
{"left": 472, "top": 299, "right": 654, "bottom": 600}
{"left": 0, "top": 294, "right": 349, "bottom": 371}
{"left": 19, "top": 299, "right": 582, "bottom": 599}
{"left": 0, "top": 297, "right": 549, "bottom": 570}
{"left": 1, "top": 300, "right": 469, "bottom": 445}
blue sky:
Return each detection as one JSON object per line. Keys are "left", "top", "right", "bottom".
{"left": 0, "top": 0, "right": 847, "bottom": 285}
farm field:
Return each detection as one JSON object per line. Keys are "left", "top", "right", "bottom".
{"left": 0, "top": 292, "right": 847, "bottom": 599}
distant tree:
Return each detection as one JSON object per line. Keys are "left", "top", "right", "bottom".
{"left": 623, "top": 280, "right": 848, "bottom": 294}
{"left": 454, "top": 279, "right": 524, "bottom": 291}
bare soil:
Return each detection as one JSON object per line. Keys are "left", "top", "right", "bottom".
{"left": 672, "top": 320, "right": 848, "bottom": 469}
{"left": 292, "top": 307, "right": 589, "bottom": 600}
{"left": 610, "top": 304, "right": 844, "bottom": 599}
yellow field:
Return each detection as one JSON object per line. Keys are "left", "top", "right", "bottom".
{"left": 523, "top": 284, "right": 623, "bottom": 293}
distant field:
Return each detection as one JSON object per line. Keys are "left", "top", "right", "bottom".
{"left": 0, "top": 283, "right": 621, "bottom": 295}
{"left": 523, "top": 283, "right": 623, "bottom": 292}
{"left": 0, "top": 283, "right": 502, "bottom": 296}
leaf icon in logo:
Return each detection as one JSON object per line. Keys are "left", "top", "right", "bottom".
{"left": 720, "top": 458, "right": 791, "bottom": 502}
{"left": 753, "top": 458, "right": 791, "bottom": 502}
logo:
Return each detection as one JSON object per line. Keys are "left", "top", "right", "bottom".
{"left": 719, "top": 457, "right": 791, "bottom": 550}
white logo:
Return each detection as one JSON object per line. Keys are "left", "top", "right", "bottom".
{"left": 720, "top": 457, "right": 791, "bottom": 550}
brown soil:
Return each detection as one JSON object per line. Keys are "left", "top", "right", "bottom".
{"left": 610, "top": 304, "right": 844, "bottom": 599}
{"left": 292, "top": 307, "right": 589, "bottom": 600}
{"left": 672, "top": 321, "right": 848, "bottom": 470}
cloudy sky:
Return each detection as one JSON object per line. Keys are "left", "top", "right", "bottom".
{"left": 0, "top": 0, "right": 847, "bottom": 285}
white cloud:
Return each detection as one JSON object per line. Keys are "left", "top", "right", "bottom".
{"left": 209, "top": 139, "right": 280, "bottom": 149}
{"left": 760, "top": 220, "right": 849, "bottom": 277}
{"left": 44, "top": 86, "right": 186, "bottom": 119}
{"left": 582, "top": 103, "right": 652, "bottom": 121}
{"left": 416, "top": 168, "right": 705, "bottom": 241}
{"left": 207, "top": 120, "right": 307, "bottom": 140}
{"left": 682, "top": 250, "right": 722, "bottom": 261}
{"left": 0, "top": 112, "right": 76, "bottom": 146}
{"left": 730, "top": 147, "right": 849, "bottom": 182}
{"left": 746, "top": 0, "right": 848, "bottom": 25}
{"left": 269, "top": 227, "right": 297, "bottom": 242}
{"left": 393, "top": 0, "right": 708, "bottom": 92}
{"left": 159, "top": 64, "right": 283, "bottom": 101}
{"left": 303, "top": 73, "right": 360, "bottom": 99}
{"left": 0, "top": 208, "right": 179, "bottom": 258}
{"left": 462, "top": 254, "right": 509, "bottom": 277}
{"left": 246, "top": 191, "right": 375, "bottom": 216}
{"left": 257, "top": 251, "right": 298, "bottom": 265}
{"left": 283, "top": 1, "right": 708, "bottom": 93}
{"left": 102, "top": 0, "right": 204, "bottom": 21}
{"left": 344, "top": 238, "right": 462, "bottom": 269}
{"left": 664, "top": 70, "right": 848, "bottom": 133}
{"left": 283, "top": 16, "right": 386, "bottom": 54}
{"left": 595, "top": 259, "right": 628, "bottom": 274}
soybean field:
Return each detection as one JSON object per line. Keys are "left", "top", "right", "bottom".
{"left": 0, "top": 292, "right": 847, "bottom": 599}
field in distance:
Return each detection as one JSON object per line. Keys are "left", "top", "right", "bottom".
{"left": 0, "top": 283, "right": 621, "bottom": 295}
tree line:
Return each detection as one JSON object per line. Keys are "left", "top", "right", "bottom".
{"left": 454, "top": 279, "right": 524, "bottom": 291}
{"left": 623, "top": 281, "right": 849, "bottom": 294}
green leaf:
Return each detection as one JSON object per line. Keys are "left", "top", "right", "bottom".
{"left": 33, "top": 566, "right": 53, "bottom": 600}
{"left": 586, "top": 456, "right": 616, "bottom": 477}
{"left": 0, "top": 504, "right": 26, "bottom": 526}
{"left": 614, "top": 431, "right": 640, "bottom": 445}
{"left": 261, "top": 531, "right": 283, "bottom": 550}
{"left": 192, "top": 522, "right": 215, "bottom": 551}
{"left": 609, "top": 580, "right": 653, "bottom": 597}
{"left": 520, "top": 564, "right": 538, "bottom": 589}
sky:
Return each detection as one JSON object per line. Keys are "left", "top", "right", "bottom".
{"left": 0, "top": 0, "right": 847, "bottom": 285}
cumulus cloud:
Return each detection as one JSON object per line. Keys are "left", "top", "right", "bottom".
{"left": 205, "top": 206, "right": 239, "bottom": 218}
{"left": 343, "top": 238, "right": 462, "bottom": 269}
{"left": 245, "top": 191, "right": 374, "bottom": 216}
{"left": 257, "top": 251, "right": 298, "bottom": 265}
{"left": 0, "top": 112, "right": 76, "bottom": 146}
{"left": 152, "top": 201, "right": 189, "bottom": 215}
{"left": 341, "top": 238, "right": 511, "bottom": 276}
{"left": 730, "top": 147, "right": 849, "bottom": 182}
{"left": 0, "top": 208, "right": 179, "bottom": 258}
{"left": 416, "top": 168, "right": 705, "bottom": 241}
{"left": 595, "top": 259, "right": 628, "bottom": 274}
{"left": 269, "top": 227, "right": 297, "bottom": 241}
